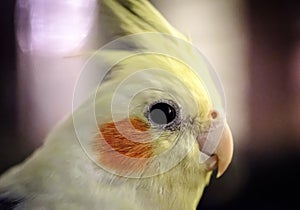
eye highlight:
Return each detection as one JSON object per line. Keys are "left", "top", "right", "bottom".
{"left": 147, "top": 100, "right": 179, "bottom": 127}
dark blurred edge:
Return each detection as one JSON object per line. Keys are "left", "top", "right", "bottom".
{"left": 198, "top": 149, "right": 300, "bottom": 210}
{"left": 0, "top": 0, "right": 30, "bottom": 174}
{"left": 199, "top": 0, "right": 300, "bottom": 209}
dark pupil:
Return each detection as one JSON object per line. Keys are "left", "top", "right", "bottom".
{"left": 149, "top": 102, "right": 176, "bottom": 125}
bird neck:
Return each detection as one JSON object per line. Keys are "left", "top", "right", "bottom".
{"left": 103, "top": 149, "right": 212, "bottom": 210}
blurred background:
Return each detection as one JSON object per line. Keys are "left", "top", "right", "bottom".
{"left": 0, "top": 0, "right": 299, "bottom": 209}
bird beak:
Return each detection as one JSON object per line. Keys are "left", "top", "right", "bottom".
{"left": 197, "top": 122, "right": 234, "bottom": 178}
{"left": 214, "top": 122, "right": 234, "bottom": 178}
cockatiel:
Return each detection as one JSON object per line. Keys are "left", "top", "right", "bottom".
{"left": 0, "top": 0, "right": 233, "bottom": 209}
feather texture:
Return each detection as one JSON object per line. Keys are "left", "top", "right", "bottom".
{"left": 99, "top": 0, "right": 188, "bottom": 42}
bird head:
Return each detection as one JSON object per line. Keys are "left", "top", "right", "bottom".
{"left": 71, "top": 0, "right": 233, "bottom": 207}
{"left": 89, "top": 51, "right": 233, "bottom": 179}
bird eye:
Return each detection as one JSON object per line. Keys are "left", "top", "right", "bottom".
{"left": 148, "top": 102, "right": 177, "bottom": 126}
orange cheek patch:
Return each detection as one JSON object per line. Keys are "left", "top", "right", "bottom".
{"left": 93, "top": 118, "right": 154, "bottom": 173}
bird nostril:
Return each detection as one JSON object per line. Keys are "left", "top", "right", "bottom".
{"left": 210, "top": 110, "right": 218, "bottom": 119}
